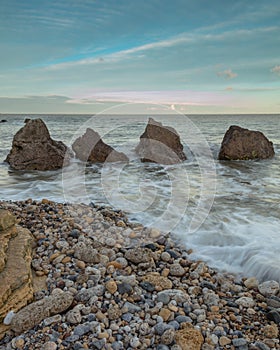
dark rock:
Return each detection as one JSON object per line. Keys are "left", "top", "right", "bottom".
{"left": 218, "top": 125, "right": 274, "bottom": 160}
{"left": 117, "top": 282, "right": 133, "bottom": 294}
{"left": 5, "top": 118, "right": 72, "bottom": 170}
{"left": 135, "top": 118, "right": 187, "bottom": 164}
{"left": 72, "top": 128, "right": 128, "bottom": 163}
{"left": 266, "top": 309, "right": 280, "bottom": 323}
{"left": 0, "top": 120, "right": 7, "bottom": 123}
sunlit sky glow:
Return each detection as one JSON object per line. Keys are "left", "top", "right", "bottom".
{"left": 0, "top": 0, "right": 280, "bottom": 114}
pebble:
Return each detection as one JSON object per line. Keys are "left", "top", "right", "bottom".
{"left": 0, "top": 200, "right": 279, "bottom": 350}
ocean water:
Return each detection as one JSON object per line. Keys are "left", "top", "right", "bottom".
{"left": 0, "top": 112, "right": 279, "bottom": 283}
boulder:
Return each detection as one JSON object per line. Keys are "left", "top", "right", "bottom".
{"left": 218, "top": 125, "right": 274, "bottom": 160}
{"left": 72, "top": 128, "right": 128, "bottom": 163}
{"left": 0, "top": 210, "right": 34, "bottom": 339}
{"left": 175, "top": 323, "right": 204, "bottom": 349}
{"left": 135, "top": 118, "right": 187, "bottom": 164}
{"left": 5, "top": 118, "right": 72, "bottom": 170}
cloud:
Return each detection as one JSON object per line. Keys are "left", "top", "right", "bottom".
{"left": 271, "top": 65, "right": 280, "bottom": 75}
{"left": 217, "top": 69, "right": 238, "bottom": 80}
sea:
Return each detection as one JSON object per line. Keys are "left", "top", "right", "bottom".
{"left": 0, "top": 112, "right": 279, "bottom": 283}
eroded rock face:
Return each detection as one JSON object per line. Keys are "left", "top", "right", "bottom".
{"left": 0, "top": 210, "right": 34, "bottom": 339}
{"left": 218, "top": 125, "right": 274, "bottom": 160}
{"left": 135, "top": 118, "right": 187, "bottom": 164}
{"left": 72, "top": 128, "right": 128, "bottom": 163}
{"left": 5, "top": 118, "right": 72, "bottom": 170}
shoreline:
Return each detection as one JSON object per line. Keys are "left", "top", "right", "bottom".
{"left": 0, "top": 199, "right": 279, "bottom": 349}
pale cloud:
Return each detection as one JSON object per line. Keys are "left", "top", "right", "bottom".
{"left": 217, "top": 69, "right": 238, "bottom": 80}
{"left": 271, "top": 65, "right": 280, "bottom": 75}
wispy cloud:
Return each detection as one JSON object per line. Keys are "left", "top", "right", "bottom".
{"left": 271, "top": 65, "right": 280, "bottom": 75}
{"left": 217, "top": 69, "right": 238, "bottom": 80}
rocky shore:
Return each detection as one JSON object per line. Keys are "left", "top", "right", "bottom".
{"left": 0, "top": 199, "right": 279, "bottom": 350}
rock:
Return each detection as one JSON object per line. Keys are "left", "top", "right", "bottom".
{"left": 11, "top": 290, "right": 73, "bottom": 334}
{"left": 263, "top": 324, "right": 278, "bottom": 338}
{"left": 72, "top": 128, "right": 128, "bottom": 163}
{"left": 157, "top": 289, "right": 190, "bottom": 304}
{"left": 5, "top": 118, "right": 72, "bottom": 170}
{"left": 141, "top": 273, "right": 172, "bottom": 291}
{"left": 105, "top": 280, "right": 118, "bottom": 294}
{"left": 169, "top": 263, "right": 185, "bottom": 277}
{"left": 175, "top": 324, "right": 204, "bottom": 350}
{"left": 266, "top": 310, "right": 280, "bottom": 324}
{"left": 244, "top": 277, "right": 259, "bottom": 289}
{"left": 135, "top": 117, "right": 187, "bottom": 164}
{"left": 0, "top": 119, "right": 7, "bottom": 123}
{"left": 258, "top": 280, "right": 279, "bottom": 296}
{"left": 73, "top": 240, "right": 101, "bottom": 263}
{"left": 0, "top": 211, "right": 34, "bottom": 339}
{"left": 236, "top": 296, "right": 255, "bottom": 308}
{"left": 125, "top": 247, "right": 153, "bottom": 264}
{"left": 218, "top": 125, "right": 274, "bottom": 160}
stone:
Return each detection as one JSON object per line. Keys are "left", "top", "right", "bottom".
{"left": 0, "top": 214, "right": 34, "bottom": 340}
{"left": 161, "top": 328, "right": 175, "bottom": 345}
{"left": 232, "top": 338, "right": 247, "bottom": 347}
{"left": 135, "top": 117, "right": 187, "bottom": 164}
{"left": 236, "top": 296, "right": 255, "bottom": 308}
{"left": 157, "top": 290, "right": 190, "bottom": 304}
{"left": 11, "top": 290, "right": 73, "bottom": 334}
{"left": 141, "top": 273, "right": 172, "bottom": 291}
{"left": 72, "top": 128, "right": 128, "bottom": 163}
{"left": 218, "top": 125, "right": 274, "bottom": 160}
{"left": 258, "top": 280, "right": 279, "bottom": 296}
{"left": 266, "top": 310, "right": 280, "bottom": 323}
{"left": 175, "top": 324, "right": 204, "bottom": 350}
{"left": 244, "top": 277, "right": 259, "bottom": 289}
{"left": 73, "top": 240, "right": 101, "bottom": 263}
{"left": 125, "top": 247, "right": 153, "bottom": 264}
{"left": 105, "top": 280, "right": 118, "bottom": 294}
{"left": 5, "top": 118, "right": 72, "bottom": 170}
{"left": 0, "top": 210, "right": 16, "bottom": 232}
{"left": 263, "top": 324, "right": 278, "bottom": 338}
{"left": 219, "top": 336, "right": 231, "bottom": 346}
{"left": 169, "top": 263, "right": 185, "bottom": 277}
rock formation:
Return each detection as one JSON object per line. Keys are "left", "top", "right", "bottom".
{"left": 0, "top": 210, "right": 34, "bottom": 339}
{"left": 135, "top": 118, "right": 187, "bottom": 164}
{"left": 218, "top": 125, "right": 275, "bottom": 160}
{"left": 5, "top": 118, "right": 72, "bottom": 170}
{"left": 72, "top": 128, "right": 128, "bottom": 163}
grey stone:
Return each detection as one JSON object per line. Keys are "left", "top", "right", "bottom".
{"left": 232, "top": 338, "right": 247, "bottom": 347}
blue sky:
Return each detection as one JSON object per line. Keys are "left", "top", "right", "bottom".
{"left": 0, "top": 0, "right": 280, "bottom": 113}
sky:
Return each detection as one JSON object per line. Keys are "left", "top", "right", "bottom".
{"left": 0, "top": 0, "right": 280, "bottom": 114}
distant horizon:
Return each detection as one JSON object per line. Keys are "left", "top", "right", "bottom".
{"left": 1, "top": 1, "right": 279, "bottom": 114}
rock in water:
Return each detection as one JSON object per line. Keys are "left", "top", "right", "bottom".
{"left": 135, "top": 118, "right": 187, "bottom": 164}
{"left": 5, "top": 118, "right": 72, "bottom": 170}
{"left": 218, "top": 125, "right": 274, "bottom": 160}
{"left": 72, "top": 128, "right": 129, "bottom": 163}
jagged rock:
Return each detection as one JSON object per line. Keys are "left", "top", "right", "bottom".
{"left": 0, "top": 211, "right": 34, "bottom": 339}
{"left": 5, "top": 118, "right": 72, "bottom": 170}
{"left": 218, "top": 125, "right": 274, "bottom": 160}
{"left": 11, "top": 289, "right": 74, "bottom": 334}
{"left": 72, "top": 128, "right": 128, "bottom": 163}
{"left": 135, "top": 118, "right": 187, "bottom": 164}
{"left": 175, "top": 323, "right": 204, "bottom": 349}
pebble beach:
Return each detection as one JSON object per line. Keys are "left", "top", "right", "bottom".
{"left": 0, "top": 199, "right": 279, "bottom": 350}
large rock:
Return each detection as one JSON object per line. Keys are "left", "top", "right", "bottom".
{"left": 135, "top": 118, "right": 187, "bottom": 164}
{"left": 5, "top": 118, "right": 72, "bottom": 170}
{"left": 175, "top": 324, "right": 204, "bottom": 349}
{"left": 218, "top": 125, "right": 274, "bottom": 160}
{"left": 0, "top": 210, "right": 34, "bottom": 339}
{"left": 11, "top": 289, "right": 73, "bottom": 334}
{"left": 72, "top": 128, "right": 128, "bottom": 163}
